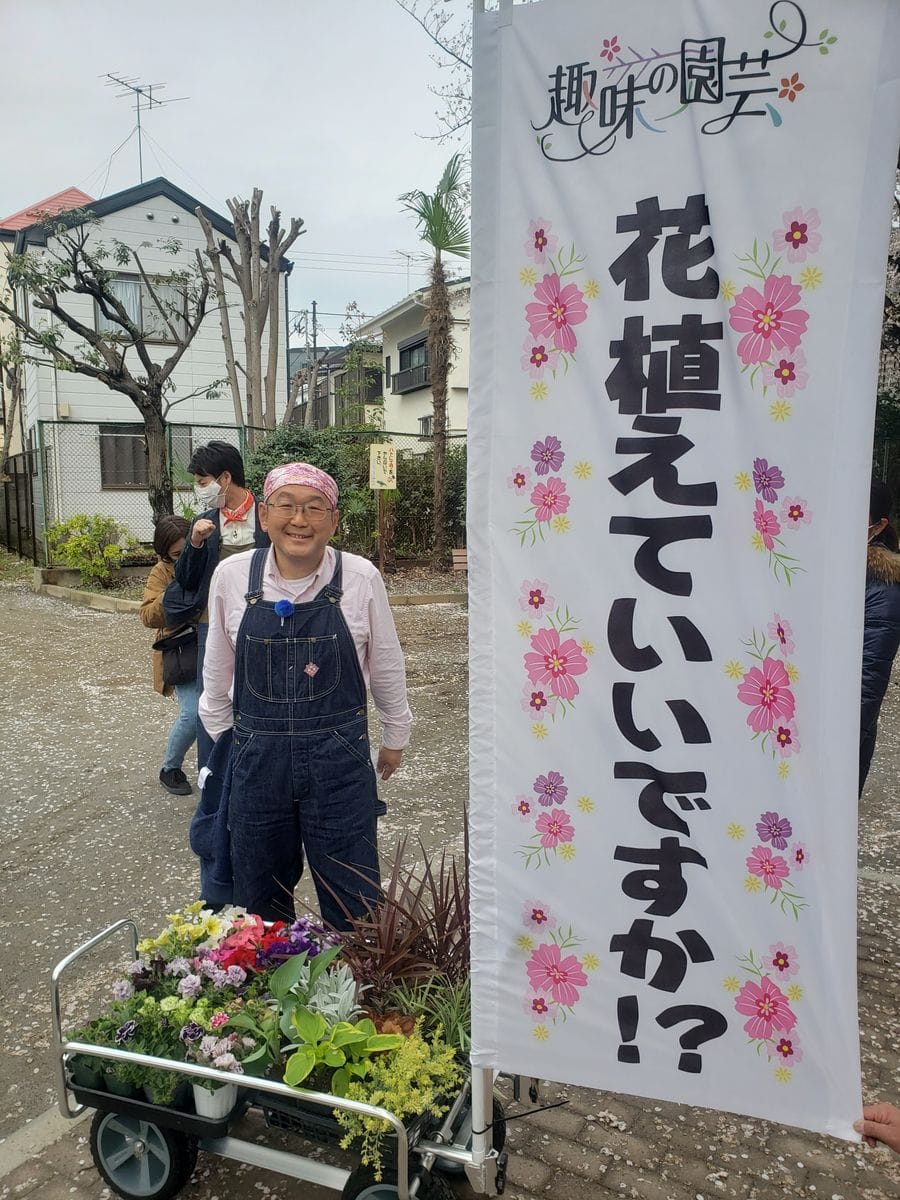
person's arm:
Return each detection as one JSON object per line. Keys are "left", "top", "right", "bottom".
{"left": 197, "top": 563, "right": 238, "bottom": 741}
{"left": 139, "top": 563, "right": 170, "bottom": 630}
{"left": 364, "top": 571, "right": 412, "bottom": 776}
{"left": 174, "top": 514, "right": 215, "bottom": 592}
{"left": 855, "top": 1102, "right": 900, "bottom": 1153}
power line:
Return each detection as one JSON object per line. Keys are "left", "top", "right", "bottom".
{"left": 140, "top": 128, "right": 220, "bottom": 205}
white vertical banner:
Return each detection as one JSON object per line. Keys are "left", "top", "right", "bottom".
{"left": 468, "top": 0, "right": 900, "bottom": 1138}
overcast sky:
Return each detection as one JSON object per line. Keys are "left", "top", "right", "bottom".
{"left": 0, "top": 0, "right": 471, "bottom": 345}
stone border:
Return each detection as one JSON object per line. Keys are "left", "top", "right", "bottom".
{"left": 33, "top": 582, "right": 466, "bottom": 614}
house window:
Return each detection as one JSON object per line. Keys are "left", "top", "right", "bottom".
{"left": 99, "top": 423, "right": 193, "bottom": 489}
{"left": 393, "top": 339, "right": 430, "bottom": 394}
{"left": 400, "top": 340, "right": 427, "bottom": 371}
{"left": 418, "top": 415, "right": 433, "bottom": 437}
{"left": 384, "top": 355, "right": 391, "bottom": 387}
{"left": 95, "top": 274, "right": 187, "bottom": 343}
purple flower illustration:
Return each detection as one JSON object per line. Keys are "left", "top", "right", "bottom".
{"left": 530, "top": 435, "right": 565, "bottom": 476}
{"left": 756, "top": 811, "right": 793, "bottom": 850}
{"left": 533, "top": 770, "right": 567, "bottom": 807}
{"left": 752, "top": 458, "right": 785, "bottom": 503}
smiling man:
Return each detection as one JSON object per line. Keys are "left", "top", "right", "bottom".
{"left": 199, "top": 462, "right": 412, "bottom": 927}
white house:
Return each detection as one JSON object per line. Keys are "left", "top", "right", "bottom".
{"left": 359, "top": 277, "right": 470, "bottom": 437}
{"left": 2, "top": 177, "right": 291, "bottom": 542}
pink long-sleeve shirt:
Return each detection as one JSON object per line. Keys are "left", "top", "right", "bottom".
{"left": 198, "top": 545, "right": 413, "bottom": 749}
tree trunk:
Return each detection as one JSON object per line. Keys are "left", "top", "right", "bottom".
{"left": 427, "top": 256, "right": 452, "bottom": 571}
{"left": 143, "top": 399, "right": 174, "bottom": 524}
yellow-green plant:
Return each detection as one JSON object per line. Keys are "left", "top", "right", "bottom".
{"left": 283, "top": 1011, "right": 403, "bottom": 1093}
{"left": 45, "top": 513, "right": 131, "bottom": 587}
{"left": 334, "top": 1024, "right": 464, "bottom": 1180}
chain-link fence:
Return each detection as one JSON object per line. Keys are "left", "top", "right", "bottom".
{"left": 31, "top": 420, "right": 466, "bottom": 563}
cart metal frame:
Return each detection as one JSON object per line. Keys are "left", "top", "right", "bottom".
{"left": 51, "top": 919, "right": 506, "bottom": 1200}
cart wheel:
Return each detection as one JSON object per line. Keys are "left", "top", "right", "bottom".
{"left": 89, "top": 1110, "right": 198, "bottom": 1200}
{"left": 433, "top": 1096, "right": 507, "bottom": 1176}
{"left": 341, "top": 1164, "right": 454, "bottom": 1200}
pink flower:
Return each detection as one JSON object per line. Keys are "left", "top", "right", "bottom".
{"left": 746, "top": 845, "right": 791, "bottom": 890}
{"left": 526, "top": 941, "right": 588, "bottom": 1006}
{"left": 519, "top": 579, "right": 555, "bottom": 614}
{"left": 524, "top": 627, "right": 588, "bottom": 701}
{"left": 599, "top": 35, "right": 620, "bottom": 61}
{"left": 507, "top": 465, "right": 530, "bottom": 493}
{"left": 521, "top": 339, "right": 559, "bottom": 378}
{"left": 774, "top": 722, "right": 801, "bottom": 758}
{"left": 735, "top": 976, "right": 796, "bottom": 1040}
{"left": 753, "top": 499, "right": 781, "bottom": 550}
{"left": 790, "top": 842, "right": 808, "bottom": 871}
{"left": 729, "top": 274, "right": 809, "bottom": 365}
{"left": 737, "top": 657, "right": 795, "bottom": 732}
{"left": 535, "top": 808, "right": 575, "bottom": 850}
{"left": 523, "top": 995, "right": 550, "bottom": 1023}
{"left": 768, "top": 943, "right": 798, "bottom": 980}
{"left": 773, "top": 1034, "right": 803, "bottom": 1065}
{"left": 773, "top": 207, "right": 821, "bottom": 263}
{"left": 767, "top": 613, "right": 795, "bottom": 655}
{"left": 526, "top": 273, "right": 588, "bottom": 354}
{"left": 781, "top": 496, "right": 812, "bottom": 527}
{"left": 525, "top": 220, "right": 558, "bottom": 264}
{"left": 521, "top": 684, "right": 556, "bottom": 721}
{"left": 531, "top": 478, "right": 570, "bottom": 522}
{"left": 765, "top": 347, "right": 808, "bottom": 397}
{"left": 210, "top": 1011, "right": 229, "bottom": 1029}
{"left": 522, "top": 901, "right": 554, "bottom": 928}
{"left": 513, "top": 795, "right": 534, "bottom": 822}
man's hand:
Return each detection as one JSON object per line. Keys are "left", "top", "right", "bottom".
{"left": 191, "top": 518, "right": 217, "bottom": 548}
{"left": 855, "top": 1102, "right": 900, "bottom": 1152}
{"left": 376, "top": 747, "right": 403, "bottom": 781}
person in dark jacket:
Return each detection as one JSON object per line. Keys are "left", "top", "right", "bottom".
{"left": 859, "top": 479, "right": 900, "bottom": 795}
{"left": 171, "top": 441, "right": 268, "bottom": 768}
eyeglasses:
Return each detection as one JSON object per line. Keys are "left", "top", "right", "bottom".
{"left": 266, "top": 501, "right": 333, "bottom": 523}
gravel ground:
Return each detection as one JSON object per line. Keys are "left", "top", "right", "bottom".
{"left": 0, "top": 578, "right": 897, "bottom": 1200}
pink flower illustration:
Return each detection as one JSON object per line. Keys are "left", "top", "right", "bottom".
{"left": 773, "top": 1034, "right": 803, "bottom": 1065}
{"left": 526, "top": 941, "right": 588, "bottom": 1006}
{"left": 521, "top": 339, "right": 559, "bottom": 378}
{"left": 773, "top": 207, "right": 821, "bottom": 263}
{"left": 526, "top": 273, "right": 588, "bottom": 354}
{"left": 790, "top": 842, "right": 808, "bottom": 871}
{"left": 523, "top": 995, "right": 550, "bottom": 1022}
{"left": 521, "top": 684, "right": 557, "bottom": 721}
{"left": 522, "top": 901, "right": 554, "bottom": 928}
{"left": 737, "top": 657, "right": 795, "bottom": 732}
{"left": 513, "top": 795, "right": 534, "bottom": 822}
{"left": 767, "top": 613, "right": 795, "bottom": 655}
{"left": 519, "top": 579, "right": 555, "bottom": 614}
{"left": 768, "top": 943, "right": 799, "bottom": 980}
{"left": 533, "top": 769, "right": 567, "bottom": 806}
{"left": 525, "top": 627, "right": 588, "bottom": 701}
{"left": 507, "top": 465, "right": 530, "bottom": 493}
{"left": 729, "top": 274, "right": 809, "bottom": 365}
{"left": 781, "top": 497, "right": 812, "bottom": 527}
{"left": 599, "top": 35, "right": 621, "bottom": 61}
{"left": 774, "top": 722, "right": 801, "bottom": 758}
{"left": 531, "top": 478, "right": 570, "bottom": 522}
{"left": 531, "top": 435, "right": 565, "bottom": 475}
{"left": 535, "top": 809, "right": 575, "bottom": 850}
{"left": 765, "top": 347, "right": 808, "bottom": 397}
{"left": 753, "top": 499, "right": 781, "bottom": 550}
{"left": 746, "top": 845, "right": 791, "bottom": 890}
{"left": 525, "top": 220, "right": 558, "bottom": 264}
{"left": 735, "top": 976, "right": 796, "bottom": 1040}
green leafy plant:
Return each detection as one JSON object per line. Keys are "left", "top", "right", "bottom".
{"left": 45, "top": 513, "right": 131, "bottom": 587}
{"left": 282, "top": 1010, "right": 404, "bottom": 1094}
{"left": 387, "top": 977, "right": 471, "bottom": 1059}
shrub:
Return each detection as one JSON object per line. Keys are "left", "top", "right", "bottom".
{"left": 45, "top": 514, "right": 132, "bottom": 588}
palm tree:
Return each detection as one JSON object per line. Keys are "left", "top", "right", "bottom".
{"left": 400, "top": 154, "right": 470, "bottom": 570}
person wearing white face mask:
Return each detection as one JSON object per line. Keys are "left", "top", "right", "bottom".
{"left": 169, "top": 440, "right": 269, "bottom": 769}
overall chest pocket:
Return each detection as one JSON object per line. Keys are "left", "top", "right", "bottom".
{"left": 244, "top": 633, "right": 341, "bottom": 703}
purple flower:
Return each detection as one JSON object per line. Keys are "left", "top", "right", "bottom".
{"left": 533, "top": 770, "right": 568, "bottom": 807}
{"left": 756, "top": 811, "right": 793, "bottom": 851}
{"left": 164, "top": 956, "right": 193, "bottom": 977}
{"left": 210, "top": 968, "right": 229, "bottom": 989}
{"left": 177, "top": 973, "right": 202, "bottom": 999}
{"left": 112, "top": 980, "right": 134, "bottom": 1001}
{"left": 752, "top": 458, "right": 785, "bottom": 503}
{"left": 179, "top": 1022, "right": 204, "bottom": 1043}
{"left": 126, "top": 960, "right": 145, "bottom": 976}
{"left": 225, "top": 965, "right": 247, "bottom": 986}
{"left": 115, "top": 1020, "right": 137, "bottom": 1044}
{"left": 530, "top": 436, "right": 565, "bottom": 476}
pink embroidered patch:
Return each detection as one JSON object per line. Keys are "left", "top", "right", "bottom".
{"left": 304, "top": 663, "right": 319, "bottom": 677}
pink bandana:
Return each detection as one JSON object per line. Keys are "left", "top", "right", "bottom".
{"left": 263, "top": 463, "right": 338, "bottom": 509}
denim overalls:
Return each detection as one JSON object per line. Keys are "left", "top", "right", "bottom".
{"left": 228, "top": 548, "right": 381, "bottom": 927}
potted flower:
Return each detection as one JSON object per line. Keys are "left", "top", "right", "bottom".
{"left": 183, "top": 1028, "right": 260, "bottom": 1118}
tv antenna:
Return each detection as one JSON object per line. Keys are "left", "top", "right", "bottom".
{"left": 103, "top": 74, "right": 188, "bottom": 183}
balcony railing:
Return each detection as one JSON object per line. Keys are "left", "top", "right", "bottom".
{"left": 392, "top": 363, "right": 430, "bottom": 394}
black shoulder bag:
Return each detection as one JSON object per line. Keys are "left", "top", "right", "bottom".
{"left": 152, "top": 624, "right": 198, "bottom": 687}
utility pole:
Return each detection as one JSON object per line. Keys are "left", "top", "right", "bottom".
{"left": 103, "top": 74, "right": 187, "bottom": 183}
